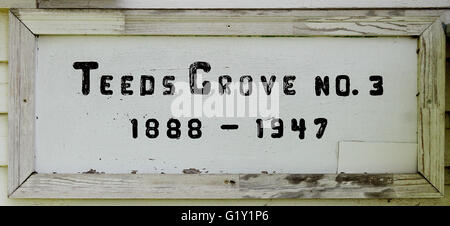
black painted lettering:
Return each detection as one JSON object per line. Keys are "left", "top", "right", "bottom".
{"left": 188, "top": 118, "right": 202, "bottom": 139}
{"left": 271, "top": 118, "right": 284, "bottom": 138}
{"left": 219, "top": 75, "right": 232, "bottom": 95}
{"left": 283, "top": 76, "right": 296, "bottom": 95}
{"left": 140, "top": 75, "right": 154, "bottom": 96}
{"left": 291, "top": 118, "right": 306, "bottom": 139}
{"left": 121, "top": 75, "right": 133, "bottom": 95}
{"left": 314, "top": 118, "right": 328, "bottom": 139}
{"left": 369, "top": 75, "right": 383, "bottom": 96}
{"left": 315, "top": 76, "right": 329, "bottom": 96}
{"left": 189, "top": 61, "right": 211, "bottom": 95}
{"left": 145, "top": 118, "right": 159, "bottom": 138}
{"left": 256, "top": 119, "right": 263, "bottom": 138}
{"left": 336, "top": 75, "right": 350, "bottom": 96}
{"left": 163, "top": 76, "right": 175, "bottom": 95}
{"left": 130, "top": 119, "right": 138, "bottom": 139}
{"left": 240, "top": 75, "right": 253, "bottom": 96}
{"left": 167, "top": 118, "right": 181, "bottom": 139}
{"left": 261, "top": 75, "right": 276, "bottom": 95}
{"left": 100, "top": 75, "right": 113, "bottom": 95}
{"left": 73, "top": 61, "right": 98, "bottom": 95}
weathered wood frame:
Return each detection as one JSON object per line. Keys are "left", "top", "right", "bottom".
{"left": 7, "top": 9, "right": 447, "bottom": 199}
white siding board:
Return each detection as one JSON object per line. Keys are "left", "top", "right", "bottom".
{"left": 0, "top": 10, "right": 8, "bottom": 62}
{"left": 0, "top": 63, "right": 7, "bottom": 83}
{"left": 0, "top": 137, "right": 6, "bottom": 166}
{"left": 0, "top": 0, "right": 36, "bottom": 8}
{"left": 0, "top": 63, "right": 7, "bottom": 113}
{"left": 0, "top": 84, "right": 7, "bottom": 113}
{"left": 0, "top": 114, "right": 7, "bottom": 166}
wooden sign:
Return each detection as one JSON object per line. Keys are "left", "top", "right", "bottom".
{"left": 8, "top": 9, "right": 445, "bottom": 199}
{"left": 35, "top": 36, "right": 418, "bottom": 175}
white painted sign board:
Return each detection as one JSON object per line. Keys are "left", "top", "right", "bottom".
{"left": 35, "top": 36, "right": 417, "bottom": 175}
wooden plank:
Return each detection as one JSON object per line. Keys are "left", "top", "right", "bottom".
{"left": 36, "top": 0, "right": 450, "bottom": 9}
{"left": 1, "top": 168, "right": 449, "bottom": 205}
{"left": 417, "top": 19, "right": 446, "bottom": 194}
{"left": 0, "top": 137, "right": 7, "bottom": 166}
{"left": 11, "top": 9, "right": 440, "bottom": 36}
{"left": 446, "top": 167, "right": 450, "bottom": 184}
{"left": 0, "top": 0, "right": 36, "bottom": 8}
{"left": 446, "top": 60, "right": 450, "bottom": 111}
{"left": 0, "top": 83, "right": 7, "bottom": 113}
{"left": 446, "top": 38, "right": 450, "bottom": 111}
{"left": 446, "top": 129, "right": 450, "bottom": 166}
{"left": 240, "top": 173, "right": 440, "bottom": 199}
{"left": 0, "top": 10, "right": 8, "bottom": 62}
{"left": 0, "top": 114, "right": 8, "bottom": 166}
{"left": 0, "top": 63, "right": 7, "bottom": 83}
{"left": 337, "top": 142, "right": 417, "bottom": 174}
{"left": 8, "top": 12, "right": 36, "bottom": 196}
{"left": 0, "top": 114, "right": 6, "bottom": 137}
{"left": 0, "top": 63, "right": 7, "bottom": 113}
{"left": 13, "top": 9, "right": 125, "bottom": 35}
{"left": 11, "top": 173, "right": 440, "bottom": 199}
{"left": 14, "top": 174, "right": 241, "bottom": 199}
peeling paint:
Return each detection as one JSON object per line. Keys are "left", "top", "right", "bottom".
{"left": 272, "top": 191, "right": 305, "bottom": 199}
{"left": 224, "top": 179, "right": 236, "bottom": 185}
{"left": 183, "top": 168, "right": 201, "bottom": 174}
{"left": 241, "top": 174, "right": 259, "bottom": 180}
{"left": 82, "top": 169, "right": 100, "bottom": 174}
{"left": 364, "top": 188, "right": 396, "bottom": 198}
{"left": 335, "top": 173, "right": 394, "bottom": 187}
{"left": 285, "top": 174, "right": 324, "bottom": 187}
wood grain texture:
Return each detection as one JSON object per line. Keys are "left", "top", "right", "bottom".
{"left": 446, "top": 37, "right": 450, "bottom": 114}
{"left": 446, "top": 47, "right": 450, "bottom": 112}
{"left": 1, "top": 168, "right": 450, "bottom": 205}
{"left": 11, "top": 173, "right": 440, "bottom": 199}
{"left": 0, "top": 0, "right": 36, "bottom": 8}
{"left": 417, "top": 19, "right": 446, "bottom": 194}
{"left": 446, "top": 129, "right": 450, "bottom": 166}
{"left": 36, "top": 0, "right": 450, "bottom": 9}
{"left": 11, "top": 9, "right": 443, "bottom": 36}
{"left": 446, "top": 167, "right": 450, "bottom": 184}
{"left": 8, "top": 12, "right": 36, "bottom": 196}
